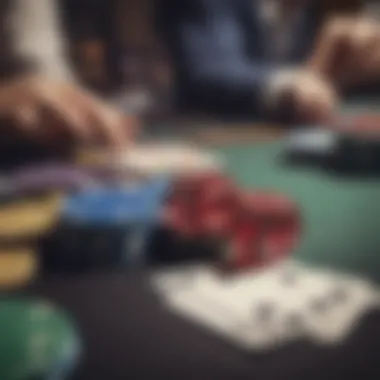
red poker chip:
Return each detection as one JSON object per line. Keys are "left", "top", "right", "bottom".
{"left": 220, "top": 238, "right": 255, "bottom": 271}
{"left": 220, "top": 190, "right": 301, "bottom": 271}
{"left": 162, "top": 179, "right": 302, "bottom": 271}
{"left": 227, "top": 218, "right": 262, "bottom": 269}
{"left": 163, "top": 201, "right": 199, "bottom": 238}
{"left": 167, "top": 173, "right": 237, "bottom": 237}
{"left": 261, "top": 220, "right": 300, "bottom": 263}
{"left": 238, "top": 191, "right": 298, "bottom": 221}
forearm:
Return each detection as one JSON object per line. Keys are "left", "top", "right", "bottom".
{"left": 9, "top": 0, "right": 74, "bottom": 81}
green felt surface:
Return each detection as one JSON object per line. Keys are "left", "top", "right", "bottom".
{"left": 218, "top": 140, "right": 380, "bottom": 283}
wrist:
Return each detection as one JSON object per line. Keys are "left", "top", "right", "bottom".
{"left": 265, "top": 68, "right": 299, "bottom": 109}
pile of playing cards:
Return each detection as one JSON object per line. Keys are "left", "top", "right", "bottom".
{"left": 151, "top": 262, "right": 380, "bottom": 351}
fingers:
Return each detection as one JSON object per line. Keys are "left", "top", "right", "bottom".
{"left": 308, "top": 16, "right": 352, "bottom": 77}
{"left": 348, "top": 19, "right": 380, "bottom": 80}
{"left": 63, "top": 86, "right": 129, "bottom": 148}
{"left": 0, "top": 76, "right": 138, "bottom": 148}
{"left": 308, "top": 16, "right": 380, "bottom": 88}
{"left": 292, "top": 72, "right": 337, "bottom": 124}
{"left": 38, "top": 88, "right": 94, "bottom": 144}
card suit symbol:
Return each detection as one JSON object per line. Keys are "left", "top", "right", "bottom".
{"left": 310, "top": 297, "right": 329, "bottom": 314}
{"left": 285, "top": 312, "right": 304, "bottom": 333}
{"left": 255, "top": 302, "right": 274, "bottom": 322}
{"left": 330, "top": 286, "right": 348, "bottom": 304}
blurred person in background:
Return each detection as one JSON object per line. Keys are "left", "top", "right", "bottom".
{"left": 0, "top": 0, "right": 131, "bottom": 149}
{"left": 155, "top": 0, "right": 380, "bottom": 123}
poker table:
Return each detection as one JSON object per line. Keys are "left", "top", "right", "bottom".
{"left": 220, "top": 137, "right": 380, "bottom": 282}
{"left": 19, "top": 99, "right": 380, "bottom": 379}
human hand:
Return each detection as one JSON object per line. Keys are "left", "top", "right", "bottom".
{"left": 0, "top": 76, "right": 137, "bottom": 148}
{"left": 270, "top": 69, "right": 338, "bottom": 124}
{"left": 308, "top": 16, "right": 380, "bottom": 89}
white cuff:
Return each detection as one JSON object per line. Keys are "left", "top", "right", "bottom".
{"left": 264, "top": 68, "right": 299, "bottom": 110}
{"left": 32, "top": 55, "right": 76, "bottom": 83}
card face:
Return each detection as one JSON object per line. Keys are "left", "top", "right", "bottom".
{"left": 165, "top": 289, "right": 260, "bottom": 349}
{"left": 152, "top": 262, "right": 380, "bottom": 351}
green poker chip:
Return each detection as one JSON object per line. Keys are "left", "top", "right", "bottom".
{"left": 0, "top": 299, "right": 81, "bottom": 380}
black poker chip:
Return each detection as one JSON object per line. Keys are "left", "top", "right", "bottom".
{"left": 148, "top": 227, "right": 221, "bottom": 266}
{"left": 40, "top": 223, "right": 136, "bottom": 273}
{"left": 283, "top": 129, "right": 337, "bottom": 168}
{"left": 326, "top": 115, "right": 380, "bottom": 175}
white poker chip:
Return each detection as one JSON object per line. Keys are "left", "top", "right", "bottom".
{"left": 285, "top": 129, "right": 337, "bottom": 154}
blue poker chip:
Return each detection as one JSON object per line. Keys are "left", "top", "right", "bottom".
{"left": 62, "top": 176, "right": 172, "bottom": 226}
{"left": 41, "top": 177, "right": 174, "bottom": 270}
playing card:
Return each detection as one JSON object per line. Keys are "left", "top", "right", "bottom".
{"left": 153, "top": 261, "right": 380, "bottom": 351}
{"left": 165, "top": 286, "right": 265, "bottom": 349}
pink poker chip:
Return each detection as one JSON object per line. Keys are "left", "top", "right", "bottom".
{"left": 9, "top": 164, "right": 97, "bottom": 193}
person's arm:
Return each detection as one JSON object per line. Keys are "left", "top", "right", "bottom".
{"left": 156, "top": 0, "right": 286, "bottom": 117}
{"left": 9, "top": 0, "right": 74, "bottom": 81}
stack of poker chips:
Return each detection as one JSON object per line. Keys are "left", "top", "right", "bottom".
{"left": 0, "top": 192, "right": 63, "bottom": 290}
{"left": 283, "top": 113, "right": 380, "bottom": 176}
{"left": 0, "top": 162, "right": 105, "bottom": 288}
{"left": 0, "top": 164, "right": 88, "bottom": 380}
{"left": 329, "top": 113, "right": 380, "bottom": 175}
{"left": 151, "top": 172, "right": 301, "bottom": 272}
{"left": 41, "top": 177, "right": 172, "bottom": 273}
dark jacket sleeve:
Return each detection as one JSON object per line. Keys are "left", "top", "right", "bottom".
{"left": 155, "top": 0, "right": 277, "bottom": 116}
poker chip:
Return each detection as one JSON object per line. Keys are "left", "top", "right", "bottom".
{"left": 151, "top": 173, "right": 237, "bottom": 264}
{"left": 9, "top": 164, "right": 96, "bottom": 194}
{"left": 61, "top": 178, "right": 170, "bottom": 225}
{"left": 0, "top": 248, "right": 38, "bottom": 289}
{"left": 219, "top": 191, "right": 301, "bottom": 272}
{"left": 327, "top": 115, "right": 380, "bottom": 174}
{"left": 0, "top": 299, "right": 81, "bottom": 380}
{"left": 0, "top": 193, "right": 63, "bottom": 241}
{"left": 43, "top": 178, "right": 171, "bottom": 271}
{"left": 168, "top": 173, "right": 237, "bottom": 236}
{"left": 158, "top": 180, "right": 301, "bottom": 270}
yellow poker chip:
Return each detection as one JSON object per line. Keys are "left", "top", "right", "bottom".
{"left": 0, "top": 193, "right": 63, "bottom": 241}
{"left": 0, "top": 248, "right": 38, "bottom": 289}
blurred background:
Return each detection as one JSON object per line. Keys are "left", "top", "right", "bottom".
{"left": 62, "top": 0, "right": 366, "bottom": 120}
